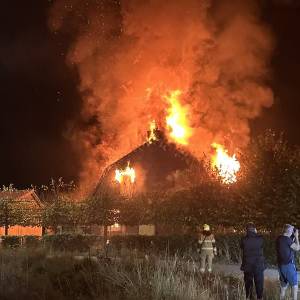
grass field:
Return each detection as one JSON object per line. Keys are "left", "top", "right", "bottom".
{"left": 0, "top": 248, "right": 291, "bottom": 300}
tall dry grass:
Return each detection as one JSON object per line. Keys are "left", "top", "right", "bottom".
{"left": 0, "top": 248, "right": 287, "bottom": 300}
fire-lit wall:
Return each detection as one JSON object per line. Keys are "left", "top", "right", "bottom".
{"left": 138, "top": 225, "right": 155, "bottom": 236}
{"left": 108, "top": 225, "right": 139, "bottom": 236}
{"left": 0, "top": 226, "right": 42, "bottom": 236}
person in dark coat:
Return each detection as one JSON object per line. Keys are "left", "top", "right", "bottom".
{"left": 240, "top": 223, "right": 265, "bottom": 300}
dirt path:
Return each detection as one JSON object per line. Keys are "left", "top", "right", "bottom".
{"left": 213, "top": 263, "right": 300, "bottom": 282}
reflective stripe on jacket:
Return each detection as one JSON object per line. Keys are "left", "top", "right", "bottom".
{"left": 198, "top": 234, "right": 215, "bottom": 252}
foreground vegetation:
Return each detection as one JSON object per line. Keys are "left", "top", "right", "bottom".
{"left": 0, "top": 248, "right": 286, "bottom": 300}
{"left": 1, "top": 232, "right": 288, "bottom": 267}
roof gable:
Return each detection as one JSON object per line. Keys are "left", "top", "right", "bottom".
{"left": 0, "top": 189, "right": 43, "bottom": 207}
{"left": 94, "top": 132, "right": 201, "bottom": 194}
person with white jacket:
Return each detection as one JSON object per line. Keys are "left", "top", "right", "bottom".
{"left": 198, "top": 224, "right": 217, "bottom": 273}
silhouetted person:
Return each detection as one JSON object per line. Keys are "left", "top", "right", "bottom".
{"left": 240, "top": 223, "right": 265, "bottom": 300}
{"left": 276, "top": 224, "right": 300, "bottom": 300}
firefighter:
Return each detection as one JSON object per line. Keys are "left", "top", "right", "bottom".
{"left": 198, "top": 224, "right": 217, "bottom": 273}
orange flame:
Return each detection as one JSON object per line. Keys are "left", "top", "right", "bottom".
{"left": 211, "top": 143, "right": 240, "bottom": 184}
{"left": 164, "top": 90, "right": 192, "bottom": 145}
{"left": 147, "top": 120, "right": 157, "bottom": 144}
{"left": 115, "top": 162, "right": 136, "bottom": 183}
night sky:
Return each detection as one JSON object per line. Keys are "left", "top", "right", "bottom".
{"left": 0, "top": 0, "right": 299, "bottom": 187}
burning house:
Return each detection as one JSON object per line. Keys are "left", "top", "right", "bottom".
{"left": 49, "top": 0, "right": 274, "bottom": 236}
{"left": 92, "top": 88, "right": 241, "bottom": 202}
{"left": 94, "top": 128, "right": 201, "bottom": 197}
{"left": 91, "top": 91, "right": 241, "bottom": 236}
{"left": 92, "top": 127, "right": 203, "bottom": 236}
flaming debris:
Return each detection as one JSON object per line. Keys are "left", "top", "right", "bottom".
{"left": 211, "top": 143, "right": 240, "bottom": 184}
{"left": 147, "top": 120, "right": 158, "bottom": 144}
{"left": 165, "top": 90, "right": 192, "bottom": 145}
{"left": 115, "top": 162, "right": 136, "bottom": 184}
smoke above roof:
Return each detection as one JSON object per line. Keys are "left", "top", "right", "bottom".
{"left": 49, "top": 0, "right": 274, "bottom": 191}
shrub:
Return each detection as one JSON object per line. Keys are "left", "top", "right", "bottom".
{"left": 215, "top": 234, "right": 242, "bottom": 263}
{"left": 216, "top": 233, "right": 278, "bottom": 266}
{"left": 109, "top": 235, "right": 197, "bottom": 257}
{"left": 24, "top": 235, "right": 41, "bottom": 248}
{"left": 109, "top": 233, "right": 279, "bottom": 266}
{"left": 108, "top": 235, "right": 200, "bottom": 257}
{"left": 262, "top": 235, "right": 277, "bottom": 266}
{"left": 0, "top": 249, "right": 124, "bottom": 300}
{"left": 35, "top": 232, "right": 279, "bottom": 266}
{"left": 42, "top": 234, "right": 103, "bottom": 252}
{"left": 1, "top": 236, "right": 21, "bottom": 248}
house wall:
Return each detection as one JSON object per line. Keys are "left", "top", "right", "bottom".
{"left": 90, "top": 224, "right": 142, "bottom": 236}
{"left": 138, "top": 225, "right": 155, "bottom": 236}
{"left": 155, "top": 224, "right": 187, "bottom": 236}
{"left": 89, "top": 224, "right": 187, "bottom": 236}
{"left": 0, "top": 226, "right": 43, "bottom": 236}
{"left": 123, "top": 225, "right": 139, "bottom": 235}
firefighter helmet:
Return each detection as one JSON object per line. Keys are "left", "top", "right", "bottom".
{"left": 203, "top": 224, "right": 210, "bottom": 231}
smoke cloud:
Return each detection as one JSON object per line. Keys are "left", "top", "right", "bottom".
{"left": 49, "top": 0, "right": 273, "bottom": 190}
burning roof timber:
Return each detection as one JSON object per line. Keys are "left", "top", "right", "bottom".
{"left": 94, "top": 129, "right": 201, "bottom": 195}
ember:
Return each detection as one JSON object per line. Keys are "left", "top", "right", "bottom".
{"left": 211, "top": 143, "right": 240, "bottom": 184}
{"left": 115, "top": 162, "right": 136, "bottom": 184}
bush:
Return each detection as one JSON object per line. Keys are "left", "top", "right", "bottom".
{"left": 0, "top": 249, "right": 123, "bottom": 300}
{"left": 24, "top": 235, "right": 41, "bottom": 248}
{"left": 110, "top": 235, "right": 197, "bottom": 257}
{"left": 1, "top": 236, "right": 21, "bottom": 248}
{"left": 109, "top": 233, "right": 279, "bottom": 266}
{"left": 42, "top": 234, "right": 103, "bottom": 252}
{"left": 215, "top": 234, "right": 242, "bottom": 263}
{"left": 0, "top": 232, "right": 282, "bottom": 268}
{"left": 215, "top": 233, "right": 278, "bottom": 266}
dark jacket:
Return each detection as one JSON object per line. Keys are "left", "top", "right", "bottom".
{"left": 240, "top": 231, "right": 265, "bottom": 272}
{"left": 276, "top": 235, "right": 294, "bottom": 265}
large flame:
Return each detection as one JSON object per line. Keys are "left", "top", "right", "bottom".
{"left": 115, "top": 162, "right": 136, "bottom": 183}
{"left": 211, "top": 143, "right": 240, "bottom": 184}
{"left": 164, "top": 90, "right": 192, "bottom": 145}
{"left": 147, "top": 120, "right": 158, "bottom": 144}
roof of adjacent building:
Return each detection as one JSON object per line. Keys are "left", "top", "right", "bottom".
{"left": 0, "top": 189, "right": 43, "bottom": 207}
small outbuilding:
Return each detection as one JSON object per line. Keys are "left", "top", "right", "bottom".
{"left": 0, "top": 189, "right": 43, "bottom": 236}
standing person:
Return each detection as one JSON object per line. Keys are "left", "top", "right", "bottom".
{"left": 276, "top": 224, "right": 300, "bottom": 300}
{"left": 240, "top": 223, "right": 265, "bottom": 300}
{"left": 198, "top": 224, "right": 217, "bottom": 273}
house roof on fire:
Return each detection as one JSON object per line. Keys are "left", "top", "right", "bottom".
{"left": 94, "top": 130, "right": 201, "bottom": 194}
{"left": 0, "top": 189, "right": 43, "bottom": 208}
